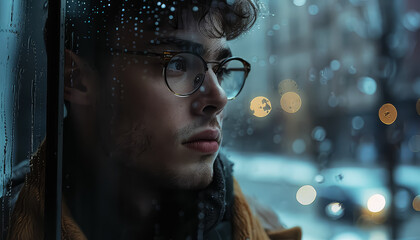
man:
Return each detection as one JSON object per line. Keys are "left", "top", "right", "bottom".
{"left": 7, "top": 0, "right": 301, "bottom": 239}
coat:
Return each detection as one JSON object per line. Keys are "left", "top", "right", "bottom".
{"left": 6, "top": 142, "right": 301, "bottom": 240}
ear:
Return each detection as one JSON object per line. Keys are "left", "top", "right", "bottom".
{"left": 64, "top": 49, "right": 96, "bottom": 106}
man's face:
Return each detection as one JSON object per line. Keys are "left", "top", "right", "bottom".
{"left": 96, "top": 16, "right": 230, "bottom": 190}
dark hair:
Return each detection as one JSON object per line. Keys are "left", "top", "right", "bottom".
{"left": 64, "top": 0, "right": 258, "bottom": 68}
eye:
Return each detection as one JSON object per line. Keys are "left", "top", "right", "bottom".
{"left": 216, "top": 66, "right": 232, "bottom": 83}
{"left": 167, "top": 57, "right": 187, "bottom": 72}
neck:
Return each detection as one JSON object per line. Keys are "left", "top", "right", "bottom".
{"left": 63, "top": 146, "right": 200, "bottom": 239}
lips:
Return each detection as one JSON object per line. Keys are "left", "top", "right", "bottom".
{"left": 182, "top": 129, "right": 221, "bottom": 154}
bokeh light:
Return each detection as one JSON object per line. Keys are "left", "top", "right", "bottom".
{"left": 402, "top": 11, "right": 420, "bottom": 32}
{"left": 369, "top": 231, "right": 388, "bottom": 240}
{"left": 296, "top": 185, "right": 317, "bottom": 205}
{"left": 378, "top": 103, "right": 397, "bottom": 125}
{"left": 416, "top": 99, "right": 420, "bottom": 115}
{"left": 314, "top": 174, "right": 325, "bottom": 183}
{"left": 408, "top": 135, "right": 420, "bottom": 152}
{"left": 280, "top": 92, "right": 302, "bottom": 113}
{"left": 293, "top": 0, "right": 306, "bottom": 7}
{"left": 357, "top": 77, "right": 377, "bottom": 95}
{"left": 250, "top": 96, "right": 272, "bottom": 118}
{"left": 292, "top": 139, "right": 306, "bottom": 154}
{"left": 352, "top": 116, "right": 365, "bottom": 130}
{"left": 367, "top": 194, "right": 386, "bottom": 213}
{"left": 330, "top": 59, "right": 341, "bottom": 71}
{"left": 308, "top": 4, "right": 319, "bottom": 15}
{"left": 413, "top": 195, "right": 420, "bottom": 211}
{"left": 325, "top": 202, "right": 344, "bottom": 220}
{"left": 331, "top": 232, "right": 362, "bottom": 240}
{"left": 311, "top": 126, "right": 326, "bottom": 141}
{"left": 278, "top": 79, "right": 299, "bottom": 95}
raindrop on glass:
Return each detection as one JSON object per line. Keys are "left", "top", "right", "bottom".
{"left": 403, "top": 11, "right": 420, "bottom": 32}
{"left": 357, "top": 77, "right": 377, "bottom": 95}
{"left": 328, "top": 93, "right": 339, "bottom": 108}
{"left": 272, "top": 24, "right": 280, "bottom": 30}
{"left": 273, "top": 134, "right": 282, "bottom": 144}
{"left": 308, "top": 4, "right": 319, "bottom": 15}
{"left": 330, "top": 60, "right": 341, "bottom": 71}
{"left": 292, "top": 139, "right": 306, "bottom": 154}
{"left": 325, "top": 202, "right": 344, "bottom": 220}
{"left": 352, "top": 116, "right": 364, "bottom": 130}
{"left": 314, "top": 174, "right": 324, "bottom": 183}
{"left": 312, "top": 126, "right": 326, "bottom": 142}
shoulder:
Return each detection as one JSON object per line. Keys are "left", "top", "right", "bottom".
{"left": 1, "top": 159, "right": 30, "bottom": 239}
{"left": 2, "top": 159, "right": 30, "bottom": 208}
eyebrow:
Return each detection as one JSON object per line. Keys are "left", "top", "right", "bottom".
{"left": 215, "top": 47, "right": 232, "bottom": 61}
{"left": 156, "top": 37, "right": 232, "bottom": 61}
{"left": 156, "top": 37, "right": 205, "bottom": 55}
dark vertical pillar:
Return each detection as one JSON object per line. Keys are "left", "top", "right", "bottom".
{"left": 44, "top": 0, "right": 65, "bottom": 239}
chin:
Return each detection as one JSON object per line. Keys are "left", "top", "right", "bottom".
{"left": 169, "top": 157, "right": 215, "bottom": 190}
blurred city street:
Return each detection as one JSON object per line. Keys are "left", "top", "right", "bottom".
{"left": 227, "top": 150, "right": 420, "bottom": 240}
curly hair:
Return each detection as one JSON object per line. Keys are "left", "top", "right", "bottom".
{"left": 62, "top": 0, "right": 258, "bottom": 68}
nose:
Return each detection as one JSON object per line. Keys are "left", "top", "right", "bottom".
{"left": 191, "top": 68, "right": 228, "bottom": 117}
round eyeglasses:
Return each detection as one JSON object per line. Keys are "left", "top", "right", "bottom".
{"left": 111, "top": 49, "right": 251, "bottom": 100}
{"left": 163, "top": 51, "right": 250, "bottom": 100}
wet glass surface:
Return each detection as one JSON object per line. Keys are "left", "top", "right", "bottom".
{"left": 223, "top": 0, "right": 420, "bottom": 239}
{"left": 0, "top": 0, "right": 47, "bottom": 238}
{"left": 2, "top": 0, "right": 420, "bottom": 239}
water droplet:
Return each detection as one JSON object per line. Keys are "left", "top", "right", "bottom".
{"left": 272, "top": 24, "right": 280, "bottom": 30}
{"left": 308, "top": 4, "right": 319, "bottom": 15}
{"left": 403, "top": 11, "right": 420, "bottom": 32}
{"left": 352, "top": 116, "right": 364, "bottom": 130}
{"left": 348, "top": 65, "right": 357, "bottom": 74}
{"left": 273, "top": 134, "right": 282, "bottom": 144}
{"left": 325, "top": 202, "right": 344, "bottom": 219}
{"left": 357, "top": 77, "right": 377, "bottom": 95}
{"left": 328, "top": 93, "right": 339, "bottom": 108}
{"left": 330, "top": 60, "right": 341, "bottom": 71}
{"left": 292, "top": 139, "right": 306, "bottom": 154}
{"left": 247, "top": 127, "right": 254, "bottom": 135}
{"left": 315, "top": 174, "right": 324, "bottom": 183}
{"left": 312, "top": 126, "right": 326, "bottom": 142}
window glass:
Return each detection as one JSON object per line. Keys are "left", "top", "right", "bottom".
{"left": 0, "top": 0, "right": 47, "bottom": 238}
{"left": 3, "top": 0, "right": 420, "bottom": 239}
{"left": 224, "top": 0, "right": 420, "bottom": 239}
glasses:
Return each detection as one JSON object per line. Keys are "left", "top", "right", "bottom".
{"left": 111, "top": 49, "right": 251, "bottom": 100}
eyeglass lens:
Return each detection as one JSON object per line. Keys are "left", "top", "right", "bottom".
{"left": 165, "top": 53, "right": 247, "bottom": 99}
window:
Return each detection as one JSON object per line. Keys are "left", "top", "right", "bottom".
{"left": 1, "top": 0, "right": 420, "bottom": 239}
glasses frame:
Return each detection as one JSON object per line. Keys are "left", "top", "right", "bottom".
{"left": 111, "top": 49, "right": 251, "bottom": 100}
